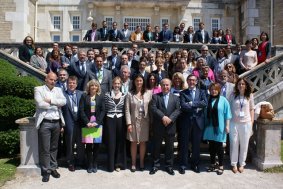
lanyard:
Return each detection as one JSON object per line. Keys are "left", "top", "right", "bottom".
{"left": 239, "top": 96, "right": 245, "bottom": 110}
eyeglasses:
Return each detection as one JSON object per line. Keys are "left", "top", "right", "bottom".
{"left": 201, "top": 50, "right": 208, "bottom": 52}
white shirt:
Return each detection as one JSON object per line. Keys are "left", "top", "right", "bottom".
{"left": 43, "top": 85, "right": 60, "bottom": 120}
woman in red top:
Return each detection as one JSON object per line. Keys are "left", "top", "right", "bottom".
{"left": 258, "top": 32, "right": 271, "bottom": 64}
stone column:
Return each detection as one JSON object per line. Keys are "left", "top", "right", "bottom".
{"left": 15, "top": 117, "right": 40, "bottom": 176}
{"left": 253, "top": 119, "right": 283, "bottom": 170}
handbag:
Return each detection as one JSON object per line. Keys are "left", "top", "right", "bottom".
{"left": 82, "top": 125, "right": 103, "bottom": 143}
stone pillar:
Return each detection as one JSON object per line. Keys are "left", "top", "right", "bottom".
{"left": 15, "top": 117, "right": 40, "bottom": 176}
{"left": 253, "top": 119, "right": 283, "bottom": 170}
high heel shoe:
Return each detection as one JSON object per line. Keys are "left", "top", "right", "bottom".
{"left": 130, "top": 165, "right": 136, "bottom": 172}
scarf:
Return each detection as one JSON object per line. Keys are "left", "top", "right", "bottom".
{"left": 207, "top": 95, "right": 220, "bottom": 134}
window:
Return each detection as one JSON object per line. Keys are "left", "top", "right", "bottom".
{"left": 52, "top": 35, "right": 61, "bottom": 42}
{"left": 123, "top": 17, "right": 151, "bottom": 31}
{"left": 72, "top": 16, "right": 80, "bottom": 30}
{"left": 211, "top": 18, "right": 220, "bottom": 32}
{"left": 53, "top": 16, "right": 61, "bottom": 30}
{"left": 160, "top": 18, "right": 169, "bottom": 28}
{"left": 193, "top": 18, "right": 201, "bottom": 31}
{"left": 71, "top": 35, "right": 80, "bottom": 42}
{"left": 104, "top": 17, "right": 113, "bottom": 29}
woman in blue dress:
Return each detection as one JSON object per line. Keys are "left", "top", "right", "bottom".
{"left": 203, "top": 83, "right": 232, "bottom": 175}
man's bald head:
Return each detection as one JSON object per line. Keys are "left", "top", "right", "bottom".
{"left": 45, "top": 72, "right": 57, "bottom": 90}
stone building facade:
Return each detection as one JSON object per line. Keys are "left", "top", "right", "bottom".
{"left": 0, "top": 0, "right": 282, "bottom": 45}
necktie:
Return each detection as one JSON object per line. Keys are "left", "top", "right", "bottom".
{"left": 164, "top": 94, "right": 168, "bottom": 108}
{"left": 98, "top": 70, "right": 103, "bottom": 83}
{"left": 190, "top": 90, "right": 195, "bottom": 101}
{"left": 222, "top": 85, "right": 227, "bottom": 97}
{"left": 81, "top": 63, "right": 85, "bottom": 74}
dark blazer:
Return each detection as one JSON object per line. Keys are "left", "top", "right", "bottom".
{"left": 193, "top": 30, "right": 210, "bottom": 43}
{"left": 88, "top": 65, "right": 112, "bottom": 94}
{"left": 151, "top": 93, "right": 181, "bottom": 135}
{"left": 98, "top": 27, "right": 109, "bottom": 41}
{"left": 143, "top": 31, "right": 155, "bottom": 42}
{"left": 183, "top": 33, "right": 194, "bottom": 43}
{"left": 179, "top": 88, "right": 207, "bottom": 129}
{"left": 83, "top": 30, "right": 102, "bottom": 41}
{"left": 19, "top": 45, "right": 34, "bottom": 62}
{"left": 108, "top": 29, "right": 123, "bottom": 41}
{"left": 129, "top": 59, "right": 139, "bottom": 72}
{"left": 152, "top": 32, "right": 160, "bottom": 42}
{"left": 62, "top": 90, "right": 83, "bottom": 130}
{"left": 61, "top": 55, "right": 78, "bottom": 66}
{"left": 106, "top": 55, "right": 122, "bottom": 71}
{"left": 151, "top": 70, "right": 169, "bottom": 84}
{"left": 79, "top": 93, "right": 105, "bottom": 127}
{"left": 69, "top": 60, "right": 88, "bottom": 91}
{"left": 158, "top": 30, "right": 173, "bottom": 42}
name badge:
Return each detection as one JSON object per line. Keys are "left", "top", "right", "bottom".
{"left": 74, "top": 106, "right": 78, "bottom": 113}
{"left": 239, "top": 111, "right": 245, "bottom": 117}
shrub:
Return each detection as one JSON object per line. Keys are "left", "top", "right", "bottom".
{"left": 0, "top": 59, "right": 17, "bottom": 75}
{"left": 0, "top": 96, "right": 35, "bottom": 131}
{"left": 0, "top": 129, "right": 20, "bottom": 156}
{"left": 0, "top": 76, "right": 41, "bottom": 98}
{"left": 0, "top": 58, "right": 42, "bottom": 98}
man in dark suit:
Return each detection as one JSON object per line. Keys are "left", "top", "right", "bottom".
{"left": 179, "top": 74, "right": 207, "bottom": 174}
{"left": 153, "top": 25, "right": 160, "bottom": 42}
{"left": 158, "top": 23, "right": 173, "bottom": 42}
{"left": 193, "top": 22, "right": 210, "bottom": 44}
{"left": 89, "top": 55, "right": 112, "bottom": 94}
{"left": 149, "top": 78, "right": 181, "bottom": 175}
{"left": 55, "top": 68, "right": 69, "bottom": 92}
{"left": 127, "top": 49, "right": 139, "bottom": 72}
{"left": 83, "top": 22, "right": 101, "bottom": 42}
{"left": 121, "top": 22, "right": 131, "bottom": 42}
{"left": 68, "top": 50, "right": 88, "bottom": 91}
{"left": 61, "top": 76, "right": 84, "bottom": 172}
{"left": 108, "top": 22, "right": 123, "bottom": 41}
{"left": 106, "top": 45, "right": 121, "bottom": 74}
{"left": 98, "top": 20, "right": 109, "bottom": 41}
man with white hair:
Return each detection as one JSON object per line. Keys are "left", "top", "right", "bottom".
{"left": 120, "top": 65, "right": 132, "bottom": 94}
{"left": 198, "top": 45, "right": 217, "bottom": 71}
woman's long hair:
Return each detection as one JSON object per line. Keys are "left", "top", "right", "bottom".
{"left": 131, "top": 73, "right": 146, "bottom": 95}
{"left": 234, "top": 78, "right": 253, "bottom": 99}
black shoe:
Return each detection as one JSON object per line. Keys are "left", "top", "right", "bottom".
{"left": 87, "top": 167, "right": 92, "bottom": 173}
{"left": 92, "top": 166, "right": 97, "bottom": 173}
{"left": 68, "top": 164, "right": 75, "bottom": 172}
{"left": 191, "top": 165, "right": 200, "bottom": 173}
{"left": 178, "top": 167, "right": 185, "bottom": 174}
{"left": 149, "top": 167, "right": 158, "bottom": 175}
{"left": 42, "top": 173, "right": 50, "bottom": 182}
{"left": 165, "top": 168, "right": 175, "bottom": 175}
{"left": 51, "top": 170, "right": 60, "bottom": 178}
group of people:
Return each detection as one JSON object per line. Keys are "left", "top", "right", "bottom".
{"left": 32, "top": 30, "right": 261, "bottom": 182}
{"left": 82, "top": 21, "right": 239, "bottom": 44}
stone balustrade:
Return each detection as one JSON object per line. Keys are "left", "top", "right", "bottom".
{"left": 253, "top": 119, "right": 283, "bottom": 171}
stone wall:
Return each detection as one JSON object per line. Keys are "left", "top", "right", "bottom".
{"left": 0, "top": 0, "right": 16, "bottom": 42}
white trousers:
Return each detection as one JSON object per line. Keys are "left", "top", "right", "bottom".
{"left": 229, "top": 121, "right": 252, "bottom": 167}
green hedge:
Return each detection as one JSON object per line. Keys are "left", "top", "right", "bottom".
{"left": 0, "top": 96, "right": 35, "bottom": 131}
{"left": 0, "top": 129, "right": 20, "bottom": 156}
{"left": 0, "top": 59, "right": 18, "bottom": 75}
{"left": 0, "top": 59, "right": 41, "bottom": 98}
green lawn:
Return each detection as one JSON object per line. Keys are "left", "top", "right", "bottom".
{"left": 0, "top": 158, "right": 19, "bottom": 187}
